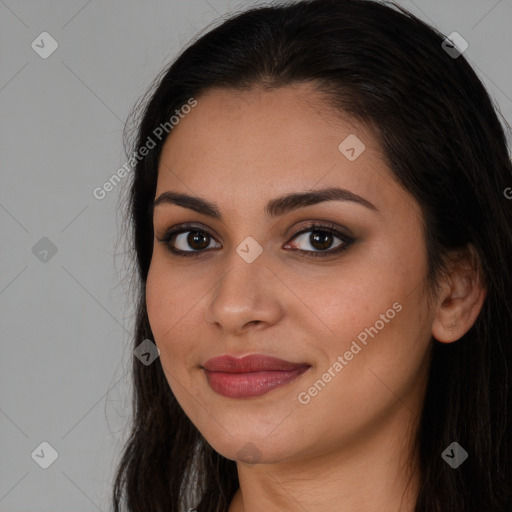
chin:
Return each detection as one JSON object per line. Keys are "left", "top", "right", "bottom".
{"left": 198, "top": 422, "right": 303, "bottom": 465}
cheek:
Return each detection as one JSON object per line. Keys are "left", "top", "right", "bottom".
{"left": 146, "top": 256, "right": 191, "bottom": 333}
{"left": 293, "top": 296, "right": 431, "bottom": 456}
{"left": 145, "top": 260, "right": 205, "bottom": 374}
{"left": 302, "top": 231, "right": 426, "bottom": 341}
{"left": 295, "top": 265, "right": 410, "bottom": 351}
{"left": 145, "top": 263, "right": 170, "bottom": 337}
{"left": 294, "top": 255, "right": 431, "bottom": 409}
{"left": 146, "top": 262, "right": 183, "bottom": 357}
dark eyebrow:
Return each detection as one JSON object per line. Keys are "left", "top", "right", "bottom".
{"left": 152, "top": 186, "right": 378, "bottom": 219}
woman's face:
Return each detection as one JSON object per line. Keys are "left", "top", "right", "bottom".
{"left": 146, "top": 84, "right": 435, "bottom": 464}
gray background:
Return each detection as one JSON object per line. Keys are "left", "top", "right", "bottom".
{"left": 1, "top": 0, "right": 511, "bottom": 510}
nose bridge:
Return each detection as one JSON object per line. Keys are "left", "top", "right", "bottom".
{"left": 213, "top": 241, "right": 267, "bottom": 309}
{"left": 206, "top": 240, "right": 281, "bottom": 333}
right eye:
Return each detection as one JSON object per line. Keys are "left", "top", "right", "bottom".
{"left": 157, "top": 224, "right": 221, "bottom": 257}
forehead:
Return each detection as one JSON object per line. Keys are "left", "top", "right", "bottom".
{"left": 155, "top": 84, "right": 405, "bottom": 217}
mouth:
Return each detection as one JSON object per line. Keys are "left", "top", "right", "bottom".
{"left": 201, "top": 354, "right": 311, "bottom": 398}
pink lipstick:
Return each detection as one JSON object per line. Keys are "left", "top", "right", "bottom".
{"left": 202, "top": 354, "right": 310, "bottom": 398}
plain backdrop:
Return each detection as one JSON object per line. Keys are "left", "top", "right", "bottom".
{"left": 1, "top": 0, "right": 511, "bottom": 510}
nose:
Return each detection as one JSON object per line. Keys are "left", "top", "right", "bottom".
{"left": 205, "top": 248, "right": 285, "bottom": 336}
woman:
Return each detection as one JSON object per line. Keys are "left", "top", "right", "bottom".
{"left": 113, "top": 0, "right": 512, "bottom": 510}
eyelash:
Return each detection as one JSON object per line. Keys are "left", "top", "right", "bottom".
{"left": 157, "top": 222, "right": 355, "bottom": 259}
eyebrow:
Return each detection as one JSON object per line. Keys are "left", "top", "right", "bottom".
{"left": 152, "top": 186, "right": 378, "bottom": 219}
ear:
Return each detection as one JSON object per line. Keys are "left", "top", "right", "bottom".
{"left": 431, "top": 245, "right": 487, "bottom": 343}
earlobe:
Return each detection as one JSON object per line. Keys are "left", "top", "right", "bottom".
{"left": 431, "top": 247, "right": 487, "bottom": 344}
{"left": 432, "top": 314, "right": 459, "bottom": 344}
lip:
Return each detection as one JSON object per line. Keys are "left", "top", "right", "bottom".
{"left": 202, "top": 354, "right": 311, "bottom": 398}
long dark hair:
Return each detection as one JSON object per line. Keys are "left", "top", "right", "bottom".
{"left": 112, "top": 1, "right": 512, "bottom": 510}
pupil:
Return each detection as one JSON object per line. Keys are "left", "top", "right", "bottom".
{"left": 189, "top": 231, "right": 209, "bottom": 250}
{"left": 311, "top": 231, "right": 332, "bottom": 250}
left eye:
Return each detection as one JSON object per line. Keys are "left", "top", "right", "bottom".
{"left": 286, "top": 228, "right": 346, "bottom": 253}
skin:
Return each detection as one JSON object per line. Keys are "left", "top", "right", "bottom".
{"left": 145, "top": 83, "right": 486, "bottom": 512}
